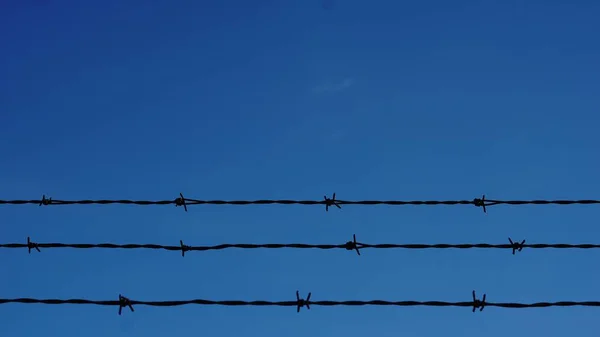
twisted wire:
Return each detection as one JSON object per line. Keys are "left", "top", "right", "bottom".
{"left": 2, "top": 297, "right": 600, "bottom": 309}
{"left": 2, "top": 198, "right": 480, "bottom": 205}
{"left": 4, "top": 237, "right": 600, "bottom": 254}
{"left": 2, "top": 194, "right": 599, "bottom": 212}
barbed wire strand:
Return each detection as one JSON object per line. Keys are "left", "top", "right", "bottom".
{"left": 4, "top": 236, "right": 599, "bottom": 256}
{"left": 1, "top": 194, "right": 599, "bottom": 212}
{"left": 2, "top": 291, "right": 600, "bottom": 315}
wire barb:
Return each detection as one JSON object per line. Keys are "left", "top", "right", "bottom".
{"left": 345, "top": 234, "right": 361, "bottom": 256}
{"left": 472, "top": 291, "right": 486, "bottom": 312}
{"left": 180, "top": 240, "right": 190, "bottom": 257}
{"left": 324, "top": 193, "right": 341, "bottom": 212}
{"left": 27, "top": 237, "right": 40, "bottom": 254}
{"left": 39, "top": 195, "right": 52, "bottom": 206}
{"left": 473, "top": 194, "right": 487, "bottom": 213}
{"left": 118, "top": 294, "right": 134, "bottom": 315}
{"left": 296, "top": 291, "right": 311, "bottom": 313}
{"left": 175, "top": 193, "right": 187, "bottom": 212}
{"left": 508, "top": 238, "right": 526, "bottom": 255}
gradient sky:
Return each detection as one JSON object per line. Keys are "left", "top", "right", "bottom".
{"left": 1, "top": 0, "right": 600, "bottom": 336}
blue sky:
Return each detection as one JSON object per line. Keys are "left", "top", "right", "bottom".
{"left": 1, "top": 0, "right": 600, "bottom": 335}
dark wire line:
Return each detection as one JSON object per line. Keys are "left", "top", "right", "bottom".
{"left": 2, "top": 194, "right": 600, "bottom": 212}
{"left": 2, "top": 297, "right": 600, "bottom": 309}
{"left": 1, "top": 199, "right": 478, "bottom": 205}
{"left": 0, "top": 291, "right": 595, "bottom": 315}
{"left": 4, "top": 238, "right": 600, "bottom": 254}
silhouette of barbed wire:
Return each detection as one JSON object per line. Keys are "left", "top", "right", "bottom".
{"left": 4, "top": 236, "right": 599, "bottom": 256}
{"left": 1, "top": 193, "right": 600, "bottom": 212}
{"left": 2, "top": 291, "right": 600, "bottom": 315}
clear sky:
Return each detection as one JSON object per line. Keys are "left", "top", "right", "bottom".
{"left": 1, "top": 0, "right": 600, "bottom": 336}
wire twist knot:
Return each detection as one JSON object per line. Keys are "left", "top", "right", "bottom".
{"left": 508, "top": 238, "right": 526, "bottom": 255}
{"left": 180, "top": 240, "right": 191, "bottom": 257}
{"left": 473, "top": 194, "right": 487, "bottom": 213}
{"left": 344, "top": 234, "right": 361, "bottom": 255}
{"left": 324, "top": 193, "right": 342, "bottom": 212}
{"left": 27, "top": 236, "right": 40, "bottom": 253}
{"left": 472, "top": 290, "right": 486, "bottom": 312}
{"left": 175, "top": 193, "right": 188, "bottom": 212}
{"left": 296, "top": 291, "right": 311, "bottom": 313}
{"left": 39, "top": 195, "right": 52, "bottom": 206}
{"left": 118, "top": 294, "right": 134, "bottom": 315}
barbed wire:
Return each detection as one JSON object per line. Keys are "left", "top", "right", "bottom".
{"left": 2, "top": 291, "right": 599, "bottom": 315}
{"left": 5, "top": 236, "right": 600, "bottom": 256}
{"left": 1, "top": 194, "right": 599, "bottom": 212}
